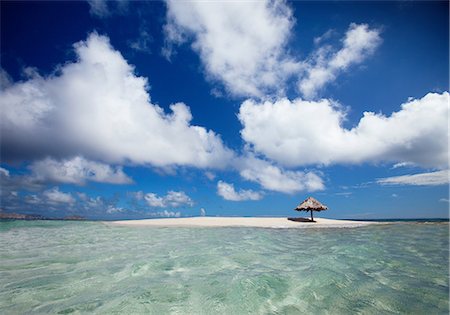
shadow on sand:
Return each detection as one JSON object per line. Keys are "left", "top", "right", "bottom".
{"left": 287, "top": 217, "right": 316, "bottom": 223}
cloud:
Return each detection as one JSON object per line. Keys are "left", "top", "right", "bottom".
{"left": 0, "top": 168, "right": 45, "bottom": 193}
{"left": 164, "top": 1, "right": 381, "bottom": 100}
{"left": 24, "top": 194, "right": 42, "bottom": 205}
{"left": 134, "top": 190, "right": 194, "bottom": 208}
{"left": 43, "top": 187, "right": 75, "bottom": 204}
{"left": 239, "top": 92, "right": 449, "bottom": 169}
{"left": 299, "top": 23, "right": 381, "bottom": 98}
{"left": 129, "top": 28, "right": 152, "bottom": 54}
{"left": 237, "top": 156, "right": 324, "bottom": 194}
{"left": 377, "top": 170, "right": 449, "bottom": 186}
{"left": 87, "top": 0, "right": 109, "bottom": 17}
{"left": 0, "top": 68, "right": 13, "bottom": 89}
{"left": 0, "top": 167, "right": 9, "bottom": 177}
{"left": 0, "top": 181, "right": 154, "bottom": 217}
{"left": 106, "top": 205, "right": 125, "bottom": 214}
{"left": 163, "top": 0, "right": 299, "bottom": 97}
{"left": 0, "top": 33, "right": 234, "bottom": 169}
{"left": 148, "top": 210, "right": 181, "bottom": 218}
{"left": 29, "top": 156, "right": 132, "bottom": 185}
{"left": 86, "top": 0, "right": 128, "bottom": 18}
{"left": 439, "top": 198, "right": 449, "bottom": 203}
{"left": 217, "top": 180, "right": 263, "bottom": 201}
{"left": 391, "top": 162, "right": 416, "bottom": 169}
{"left": 204, "top": 171, "right": 216, "bottom": 181}
{"left": 144, "top": 193, "right": 166, "bottom": 207}
{"left": 335, "top": 192, "right": 352, "bottom": 197}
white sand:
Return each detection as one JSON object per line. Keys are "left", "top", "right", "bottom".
{"left": 109, "top": 217, "right": 376, "bottom": 228}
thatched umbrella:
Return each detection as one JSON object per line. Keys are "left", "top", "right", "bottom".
{"left": 294, "top": 197, "right": 328, "bottom": 222}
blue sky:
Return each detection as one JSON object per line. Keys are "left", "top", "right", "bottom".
{"left": 1, "top": 1, "right": 448, "bottom": 220}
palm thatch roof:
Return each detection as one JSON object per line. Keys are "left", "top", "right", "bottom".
{"left": 295, "top": 197, "right": 328, "bottom": 212}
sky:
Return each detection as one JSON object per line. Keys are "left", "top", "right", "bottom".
{"left": 0, "top": 0, "right": 448, "bottom": 220}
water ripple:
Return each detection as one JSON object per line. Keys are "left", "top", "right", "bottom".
{"left": 0, "top": 221, "right": 448, "bottom": 314}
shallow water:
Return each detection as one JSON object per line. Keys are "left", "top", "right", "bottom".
{"left": 0, "top": 220, "right": 448, "bottom": 314}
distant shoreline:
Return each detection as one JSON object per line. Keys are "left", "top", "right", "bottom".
{"left": 1, "top": 216, "right": 448, "bottom": 224}
{"left": 108, "top": 217, "right": 379, "bottom": 228}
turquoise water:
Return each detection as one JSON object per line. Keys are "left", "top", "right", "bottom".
{"left": 0, "top": 221, "right": 448, "bottom": 314}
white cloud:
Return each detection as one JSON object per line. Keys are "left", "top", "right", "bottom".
{"left": 239, "top": 92, "right": 449, "bottom": 169}
{"left": 0, "top": 167, "right": 9, "bottom": 177}
{"left": 439, "top": 198, "right": 449, "bottom": 203}
{"left": 0, "top": 33, "right": 234, "bottom": 169}
{"left": 164, "top": 3, "right": 381, "bottom": 100}
{"left": 139, "top": 190, "right": 194, "bottom": 208}
{"left": 163, "top": 0, "right": 298, "bottom": 97}
{"left": 237, "top": 156, "right": 324, "bottom": 194}
{"left": 217, "top": 180, "right": 262, "bottom": 201}
{"left": 29, "top": 156, "right": 132, "bottom": 185}
{"left": 299, "top": 23, "right": 381, "bottom": 98}
{"left": 106, "top": 205, "right": 125, "bottom": 214}
{"left": 144, "top": 193, "right": 166, "bottom": 207}
{"left": 43, "top": 187, "right": 75, "bottom": 204}
{"left": 149, "top": 210, "right": 181, "bottom": 218}
{"left": 391, "top": 162, "right": 416, "bottom": 169}
{"left": 377, "top": 170, "right": 449, "bottom": 186}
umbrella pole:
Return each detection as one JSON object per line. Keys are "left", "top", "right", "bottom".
{"left": 310, "top": 210, "right": 314, "bottom": 222}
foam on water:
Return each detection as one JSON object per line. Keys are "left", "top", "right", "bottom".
{"left": 0, "top": 220, "right": 448, "bottom": 314}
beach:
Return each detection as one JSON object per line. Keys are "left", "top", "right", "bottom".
{"left": 110, "top": 216, "right": 376, "bottom": 228}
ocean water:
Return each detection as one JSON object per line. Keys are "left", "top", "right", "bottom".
{"left": 0, "top": 221, "right": 448, "bottom": 314}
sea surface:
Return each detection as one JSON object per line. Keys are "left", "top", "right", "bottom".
{"left": 0, "top": 220, "right": 448, "bottom": 314}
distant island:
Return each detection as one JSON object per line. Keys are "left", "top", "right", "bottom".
{"left": 0, "top": 212, "right": 86, "bottom": 221}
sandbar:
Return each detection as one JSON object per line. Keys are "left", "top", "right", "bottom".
{"left": 109, "top": 217, "right": 376, "bottom": 228}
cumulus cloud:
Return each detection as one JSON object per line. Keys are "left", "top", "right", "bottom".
{"left": 134, "top": 190, "right": 194, "bottom": 208}
{"left": 0, "top": 181, "right": 161, "bottom": 218}
{"left": 163, "top": 0, "right": 298, "bottom": 97}
{"left": 0, "top": 33, "right": 233, "bottom": 169}
{"left": 299, "top": 23, "right": 381, "bottom": 98}
{"left": 237, "top": 156, "right": 324, "bottom": 194}
{"left": 163, "top": 1, "right": 381, "bottom": 99}
{"left": 0, "top": 168, "right": 45, "bottom": 193}
{"left": 377, "top": 170, "right": 449, "bottom": 186}
{"left": 106, "top": 205, "right": 125, "bottom": 214}
{"left": 239, "top": 92, "right": 449, "bottom": 169}
{"left": 29, "top": 156, "right": 132, "bottom": 185}
{"left": 149, "top": 210, "right": 181, "bottom": 218}
{"left": 217, "top": 180, "right": 263, "bottom": 201}
{"left": 43, "top": 187, "right": 75, "bottom": 204}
